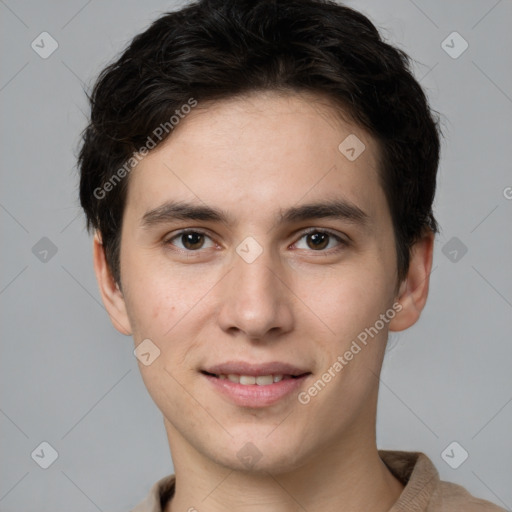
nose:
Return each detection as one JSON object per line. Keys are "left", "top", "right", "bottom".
{"left": 217, "top": 245, "right": 294, "bottom": 340}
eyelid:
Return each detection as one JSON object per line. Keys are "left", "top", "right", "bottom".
{"left": 294, "top": 226, "right": 348, "bottom": 242}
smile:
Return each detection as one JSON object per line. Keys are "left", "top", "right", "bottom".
{"left": 202, "top": 372, "right": 303, "bottom": 385}
{"left": 201, "top": 371, "right": 311, "bottom": 407}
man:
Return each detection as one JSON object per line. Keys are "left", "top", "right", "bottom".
{"left": 78, "top": 0, "right": 506, "bottom": 510}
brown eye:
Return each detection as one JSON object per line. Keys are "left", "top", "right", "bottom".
{"left": 166, "top": 230, "right": 215, "bottom": 251}
{"left": 181, "top": 232, "right": 205, "bottom": 250}
{"left": 306, "top": 232, "right": 330, "bottom": 250}
{"left": 294, "top": 229, "right": 347, "bottom": 252}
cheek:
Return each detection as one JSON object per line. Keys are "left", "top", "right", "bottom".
{"left": 297, "top": 259, "right": 390, "bottom": 340}
{"left": 149, "top": 287, "right": 175, "bottom": 318}
{"left": 126, "top": 286, "right": 179, "bottom": 341}
{"left": 120, "top": 242, "right": 183, "bottom": 327}
{"left": 121, "top": 256, "right": 209, "bottom": 369}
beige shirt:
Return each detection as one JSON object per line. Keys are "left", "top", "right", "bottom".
{"left": 131, "top": 450, "right": 507, "bottom": 511}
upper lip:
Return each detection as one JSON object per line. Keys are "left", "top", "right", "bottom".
{"left": 202, "top": 361, "right": 311, "bottom": 377}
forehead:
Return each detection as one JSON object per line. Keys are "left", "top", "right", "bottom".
{"left": 123, "top": 91, "right": 387, "bottom": 229}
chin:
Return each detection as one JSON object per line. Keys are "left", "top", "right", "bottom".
{"left": 210, "top": 434, "right": 308, "bottom": 475}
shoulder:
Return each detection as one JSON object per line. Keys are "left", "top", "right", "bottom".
{"left": 434, "top": 479, "right": 508, "bottom": 511}
{"left": 379, "top": 450, "right": 507, "bottom": 512}
{"left": 130, "top": 474, "right": 176, "bottom": 512}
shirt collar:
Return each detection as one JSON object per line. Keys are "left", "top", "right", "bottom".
{"left": 132, "top": 450, "right": 438, "bottom": 512}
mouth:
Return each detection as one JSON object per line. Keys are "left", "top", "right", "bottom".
{"left": 200, "top": 370, "right": 309, "bottom": 386}
{"left": 200, "top": 367, "right": 312, "bottom": 408}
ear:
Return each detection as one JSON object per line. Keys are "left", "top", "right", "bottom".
{"left": 92, "top": 231, "right": 132, "bottom": 336}
{"left": 388, "top": 230, "right": 435, "bottom": 332}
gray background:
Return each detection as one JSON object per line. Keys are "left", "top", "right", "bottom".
{"left": 1, "top": 0, "right": 511, "bottom": 510}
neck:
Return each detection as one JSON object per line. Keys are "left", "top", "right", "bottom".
{"left": 164, "top": 420, "right": 404, "bottom": 512}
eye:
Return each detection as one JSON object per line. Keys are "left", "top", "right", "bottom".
{"left": 293, "top": 229, "right": 347, "bottom": 252}
{"left": 163, "top": 228, "right": 347, "bottom": 254}
{"left": 165, "top": 229, "right": 216, "bottom": 251}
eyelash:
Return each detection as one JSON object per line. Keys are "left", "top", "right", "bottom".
{"left": 163, "top": 228, "right": 348, "bottom": 256}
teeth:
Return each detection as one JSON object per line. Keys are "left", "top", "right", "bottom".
{"left": 219, "top": 374, "right": 288, "bottom": 385}
{"left": 256, "top": 375, "right": 273, "bottom": 385}
{"left": 239, "top": 375, "right": 256, "bottom": 385}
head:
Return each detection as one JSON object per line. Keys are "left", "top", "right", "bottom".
{"left": 79, "top": 0, "right": 441, "bottom": 473}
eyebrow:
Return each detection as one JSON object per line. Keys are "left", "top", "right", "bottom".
{"left": 140, "top": 198, "right": 370, "bottom": 230}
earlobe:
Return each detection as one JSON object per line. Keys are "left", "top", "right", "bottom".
{"left": 388, "top": 230, "right": 435, "bottom": 332}
{"left": 92, "top": 231, "right": 133, "bottom": 336}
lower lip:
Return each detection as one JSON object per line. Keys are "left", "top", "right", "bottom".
{"left": 202, "top": 373, "right": 310, "bottom": 407}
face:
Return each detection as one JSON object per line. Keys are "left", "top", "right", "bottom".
{"left": 95, "top": 91, "right": 432, "bottom": 474}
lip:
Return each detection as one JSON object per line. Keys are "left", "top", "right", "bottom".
{"left": 200, "top": 360, "right": 312, "bottom": 408}
{"left": 202, "top": 360, "right": 310, "bottom": 377}
{"left": 202, "top": 372, "right": 310, "bottom": 407}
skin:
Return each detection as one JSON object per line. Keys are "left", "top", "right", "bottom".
{"left": 93, "top": 90, "right": 434, "bottom": 511}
